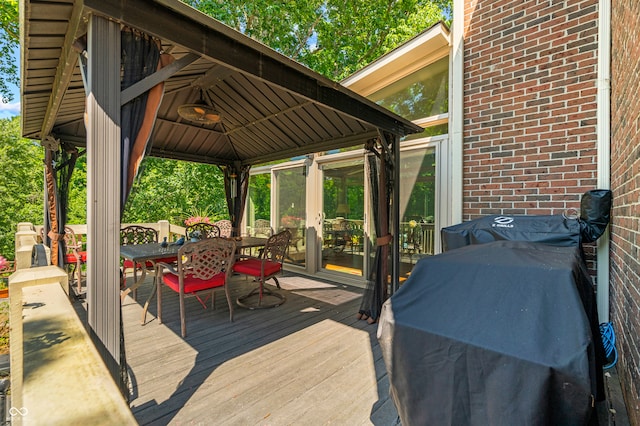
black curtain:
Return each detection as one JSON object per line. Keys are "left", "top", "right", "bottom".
{"left": 222, "top": 163, "right": 251, "bottom": 237}
{"left": 358, "top": 136, "right": 393, "bottom": 323}
{"left": 120, "top": 28, "right": 160, "bottom": 213}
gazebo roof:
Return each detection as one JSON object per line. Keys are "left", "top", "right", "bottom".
{"left": 21, "top": 0, "right": 423, "bottom": 166}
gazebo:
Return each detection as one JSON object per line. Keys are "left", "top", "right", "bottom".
{"left": 20, "top": 0, "right": 422, "bottom": 390}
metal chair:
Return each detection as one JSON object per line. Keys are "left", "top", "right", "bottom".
{"left": 185, "top": 222, "right": 221, "bottom": 240}
{"left": 252, "top": 219, "right": 273, "bottom": 237}
{"left": 215, "top": 219, "right": 233, "bottom": 237}
{"left": 233, "top": 229, "right": 291, "bottom": 309}
{"left": 64, "top": 226, "right": 87, "bottom": 294}
{"left": 120, "top": 225, "right": 176, "bottom": 296}
{"left": 155, "top": 237, "right": 237, "bottom": 338}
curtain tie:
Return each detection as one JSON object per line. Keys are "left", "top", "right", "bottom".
{"left": 48, "top": 231, "right": 65, "bottom": 241}
{"left": 376, "top": 234, "right": 393, "bottom": 246}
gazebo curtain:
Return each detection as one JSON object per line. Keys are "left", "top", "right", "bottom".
{"left": 358, "top": 134, "right": 394, "bottom": 323}
{"left": 222, "top": 164, "right": 251, "bottom": 237}
{"left": 120, "top": 28, "right": 171, "bottom": 213}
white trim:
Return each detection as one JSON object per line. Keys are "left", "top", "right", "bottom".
{"left": 342, "top": 23, "right": 450, "bottom": 96}
{"left": 597, "top": 0, "right": 612, "bottom": 323}
{"left": 449, "top": 0, "right": 465, "bottom": 225}
{"left": 414, "top": 113, "right": 449, "bottom": 128}
{"left": 315, "top": 149, "right": 366, "bottom": 164}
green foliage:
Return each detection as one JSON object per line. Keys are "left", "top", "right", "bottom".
{"left": 182, "top": 0, "right": 451, "bottom": 81}
{"left": 0, "top": 0, "right": 19, "bottom": 102}
{"left": 247, "top": 173, "right": 271, "bottom": 220}
{"left": 0, "top": 117, "right": 44, "bottom": 258}
{"left": 0, "top": 300, "right": 8, "bottom": 355}
{"left": 66, "top": 155, "right": 87, "bottom": 224}
{"left": 122, "top": 157, "right": 228, "bottom": 224}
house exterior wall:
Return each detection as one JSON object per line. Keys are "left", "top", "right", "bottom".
{"left": 611, "top": 0, "right": 640, "bottom": 423}
{"left": 462, "top": 0, "right": 601, "bottom": 269}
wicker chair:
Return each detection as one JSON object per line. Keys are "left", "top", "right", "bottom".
{"left": 155, "top": 237, "right": 237, "bottom": 337}
{"left": 233, "top": 229, "right": 291, "bottom": 309}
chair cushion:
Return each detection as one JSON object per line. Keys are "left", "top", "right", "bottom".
{"left": 65, "top": 251, "right": 87, "bottom": 264}
{"left": 233, "top": 258, "right": 282, "bottom": 278}
{"left": 123, "top": 257, "right": 175, "bottom": 270}
{"left": 123, "top": 259, "right": 152, "bottom": 269}
{"left": 156, "top": 256, "right": 178, "bottom": 264}
{"left": 163, "top": 272, "right": 226, "bottom": 293}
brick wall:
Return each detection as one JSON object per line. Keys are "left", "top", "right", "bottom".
{"left": 463, "top": 0, "right": 599, "bottom": 220}
{"left": 611, "top": 0, "right": 640, "bottom": 423}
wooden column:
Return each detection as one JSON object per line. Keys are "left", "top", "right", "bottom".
{"left": 85, "top": 15, "right": 122, "bottom": 385}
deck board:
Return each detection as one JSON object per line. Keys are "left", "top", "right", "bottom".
{"left": 122, "top": 272, "right": 397, "bottom": 425}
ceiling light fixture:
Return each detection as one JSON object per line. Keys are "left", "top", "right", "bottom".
{"left": 177, "top": 89, "right": 222, "bottom": 125}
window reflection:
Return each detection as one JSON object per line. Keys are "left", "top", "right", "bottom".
{"left": 369, "top": 56, "right": 449, "bottom": 121}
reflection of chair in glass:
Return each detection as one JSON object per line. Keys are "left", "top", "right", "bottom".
{"left": 252, "top": 219, "right": 272, "bottom": 237}
{"left": 402, "top": 223, "right": 423, "bottom": 262}
{"left": 233, "top": 229, "right": 291, "bottom": 309}
{"left": 331, "top": 219, "right": 353, "bottom": 253}
{"left": 64, "top": 226, "right": 87, "bottom": 294}
{"left": 284, "top": 227, "right": 305, "bottom": 262}
{"left": 155, "top": 237, "right": 237, "bottom": 338}
{"left": 215, "top": 219, "right": 233, "bottom": 237}
{"left": 185, "top": 222, "right": 221, "bottom": 239}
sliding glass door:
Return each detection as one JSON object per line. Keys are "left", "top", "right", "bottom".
{"left": 273, "top": 165, "right": 307, "bottom": 267}
{"left": 320, "top": 159, "right": 365, "bottom": 276}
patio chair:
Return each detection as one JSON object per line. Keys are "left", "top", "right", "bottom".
{"left": 233, "top": 229, "right": 291, "bottom": 309}
{"left": 215, "top": 219, "right": 233, "bottom": 237}
{"left": 155, "top": 237, "right": 237, "bottom": 337}
{"left": 120, "top": 225, "right": 176, "bottom": 296}
{"left": 64, "top": 226, "right": 87, "bottom": 294}
{"left": 185, "top": 222, "right": 221, "bottom": 240}
{"left": 252, "top": 219, "right": 273, "bottom": 237}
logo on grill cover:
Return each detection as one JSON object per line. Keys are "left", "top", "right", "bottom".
{"left": 492, "top": 216, "right": 514, "bottom": 228}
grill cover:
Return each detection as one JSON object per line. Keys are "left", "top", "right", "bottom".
{"left": 378, "top": 240, "right": 604, "bottom": 426}
{"left": 441, "top": 214, "right": 581, "bottom": 252}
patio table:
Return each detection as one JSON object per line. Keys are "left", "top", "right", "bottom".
{"left": 120, "top": 242, "right": 180, "bottom": 324}
{"left": 120, "top": 237, "right": 268, "bottom": 324}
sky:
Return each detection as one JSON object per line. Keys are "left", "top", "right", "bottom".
{"left": 0, "top": 48, "right": 20, "bottom": 119}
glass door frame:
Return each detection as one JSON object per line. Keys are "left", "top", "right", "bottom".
{"left": 271, "top": 158, "right": 311, "bottom": 271}
{"left": 313, "top": 149, "right": 369, "bottom": 287}
{"left": 399, "top": 134, "right": 448, "bottom": 256}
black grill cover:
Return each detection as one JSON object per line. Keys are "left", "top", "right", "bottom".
{"left": 441, "top": 214, "right": 581, "bottom": 252}
{"left": 378, "top": 240, "right": 604, "bottom": 426}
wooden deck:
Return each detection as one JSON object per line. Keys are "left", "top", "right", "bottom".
{"left": 121, "top": 272, "right": 399, "bottom": 425}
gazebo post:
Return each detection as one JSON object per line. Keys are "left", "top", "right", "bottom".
{"left": 85, "top": 14, "right": 124, "bottom": 392}
{"left": 391, "top": 132, "right": 401, "bottom": 295}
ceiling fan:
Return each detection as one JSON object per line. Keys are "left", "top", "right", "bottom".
{"left": 177, "top": 88, "right": 222, "bottom": 125}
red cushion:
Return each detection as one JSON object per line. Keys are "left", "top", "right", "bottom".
{"left": 123, "top": 259, "right": 153, "bottom": 269}
{"left": 162, "top": 272, "right": 226, "bottom": 293}
{"left": 124, "top": 257, "right": 176, "bottom": 270}
{"left": 65, "top": 251, "right": 87, "bottom": 264}
{"left": 232, "top": 258, "right": 282, "bottom": 278}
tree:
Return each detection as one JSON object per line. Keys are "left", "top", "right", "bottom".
{"left": 183, "top": 0, "right": 452, "bottom": 80}
{"left": 0, "top": 117, "right": 44, "bottom": 258}
{"left": 0, "top": 0, "right": 19, "bottom": 102}
{"left": 122, "top": 157, "right": 228, "bottom": 225}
